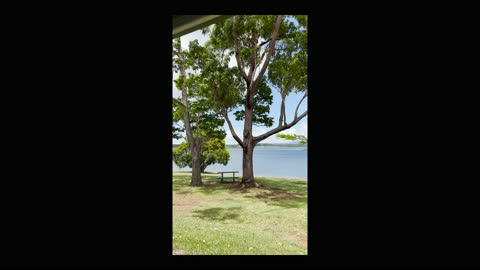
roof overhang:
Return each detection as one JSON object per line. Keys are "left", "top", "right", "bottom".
{"left": 173, "top": 15, "right": 231, "bottom": 39}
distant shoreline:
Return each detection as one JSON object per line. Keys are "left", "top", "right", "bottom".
{"left": 226, "top": 144, "right": 307, "bottom": 148}
{"left": 174, "top": 144, "right": 307, "bottom": 149}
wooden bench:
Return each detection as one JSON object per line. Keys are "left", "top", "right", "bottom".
{"left": 216, "top": 171, "right": 239, "bottom": 183}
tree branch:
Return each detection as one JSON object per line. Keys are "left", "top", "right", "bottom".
{"left": 257, "top": 48, "right": 267, "bottom": 70}
{"left": 251, "top": 15, "right": 282, "bottom": 91}
{"left": 174, "top": 122, "right": 184, "bottom": 129}
{"left": 258, "top": 36, "right": 286, "bottom": 47}
{"left": 172, "top": 98, "right": 186, "bottom": 108}
{"left": 220, "top": 48, "right": 226, "bottom": 63}
{"left": 247, "top": 32, "right": 256, "bottom": 83}
{"left": 258, "top": 38, "right": 272, "bottom": 47}
{"left": 282, "top": 92, "right": 287, "bottom": 126}
{"left": 233, "top": 16, "right": 249, "bottom": 83}
{"left": 254, "top": 110, "right": 308, "bottom": 144}
{"left": 278, "top": 92, "right": 286, "bottom": 127}
{"left": 222, "top": 111, "right": 244, "bottom": 148}
{"left": 294, "top": 92, "right": 308, "bottom": 119}
{"left": 278, "top": 103, "right": 283, "bottom": 128}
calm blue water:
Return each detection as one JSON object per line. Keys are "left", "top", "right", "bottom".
{"left": 172, "top": 147, "right": 307, "bottom": 180}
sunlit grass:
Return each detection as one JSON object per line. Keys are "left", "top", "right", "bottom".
{"left": 173, "top": 172, "right": 307, "bottom": 255}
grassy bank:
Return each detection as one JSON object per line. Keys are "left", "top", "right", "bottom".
{"left": 172, "top": 172, "right": 307, "bottom": 255}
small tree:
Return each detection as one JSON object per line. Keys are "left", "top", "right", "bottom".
{"left": 173, "top": 138, "right": 230, "bottom": 173}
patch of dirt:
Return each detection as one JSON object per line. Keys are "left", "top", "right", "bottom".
{"left": 253, "top": 191, "right": 306, "bottom": 201}
{"left": 287, "top": 232, "right": 308, "bottom": 247}
{"left": 173, "top": 198, "right": 200, "bottom": 212}
{"left": 173, "top": 190, "right": 234, "bottom": 212}
{"left": 263, "top": 227, "right": 308, "bottom": 247}
{"left": 173, "top": 248, "right": 185, "bottom": 255}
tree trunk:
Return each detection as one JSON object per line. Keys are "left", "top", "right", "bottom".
{"left": 240, "top": 89, "right": 259, "bottom": 188}
{"left": 241, "top": 141, "right": 257, "bottom": 188}
{"left": 190, "top": 140, "right": 203, "bottom": 186}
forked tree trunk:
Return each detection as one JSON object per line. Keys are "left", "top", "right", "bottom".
{"left": 231, "top": 15, "right": 284, "bottom": 189}
{"left": 176, "top": 44, "right": 203, "bottom": 187}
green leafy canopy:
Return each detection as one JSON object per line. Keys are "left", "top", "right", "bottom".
{"left": 173, "top": 37, "right": 228, "bottom": 140}
{"left": 173, "top": 138, "right": 230, "bottom": 172}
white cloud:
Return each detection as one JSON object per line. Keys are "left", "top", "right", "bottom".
{"left": 228, "top": 55, "right": 237, "bottom": 68}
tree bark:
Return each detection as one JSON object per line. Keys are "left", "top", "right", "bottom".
{"left": 241, "top": 140, "right": 256, "bottom": 187}
{"left": 190, "top": 138, "right": 203, "bottom": 186}
{"left": 279, "top": 92, "right": 286, "bottom": 127}
{"left": 240, "top": 85, "right": 259, "bottom": 187}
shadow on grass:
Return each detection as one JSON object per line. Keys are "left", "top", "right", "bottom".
{"left": 192, "top": 206, "right": 243, "bottom": 222}
{"left": 175, "top": 190, "right": 193, "bottom": 195}
{"left": 269, "top": 197, "right": 307, "bottom": 208}
{"left": 173, "top": 176, "right": 191, "bottom": 192}
{"left": 173, "top": 174, "right": 307, "bottom": 205}
{"left": 198, "top": 179, "right": 250, "bottom": 195}
{"left": 172, "top": 174, "right": 221, "bottom": 192}
{"left": 292, "top": 181, "right": 307, "bottom": 185}
{"left": 173, "top": 175, "right": 249, "bottom": 196}
{"left": 255, "top": 177, "right": 307, "bottom": 196}
{"left": 245, "top": 189, "right": 307, "bottom": 209}
{"left": 242, "top": 178, "right": 308, "bottom": 209}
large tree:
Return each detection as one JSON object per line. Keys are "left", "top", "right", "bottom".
{"left": 206, "top": 15, "right": 308, "bottom": 187}
{"left": 172, "top": 38, "right": 226, "bottom": 186}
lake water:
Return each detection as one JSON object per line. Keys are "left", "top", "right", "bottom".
{"left": 172, "top": 147, "right": 307, "bottom": 180}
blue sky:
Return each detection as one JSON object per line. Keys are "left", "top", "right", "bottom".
{"left": 173, "top": 23, "right": 307, "bottom": 145}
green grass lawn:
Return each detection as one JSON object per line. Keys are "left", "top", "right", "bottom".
{"left": 173, "top": 172, "right": 307, "bottom": 255}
